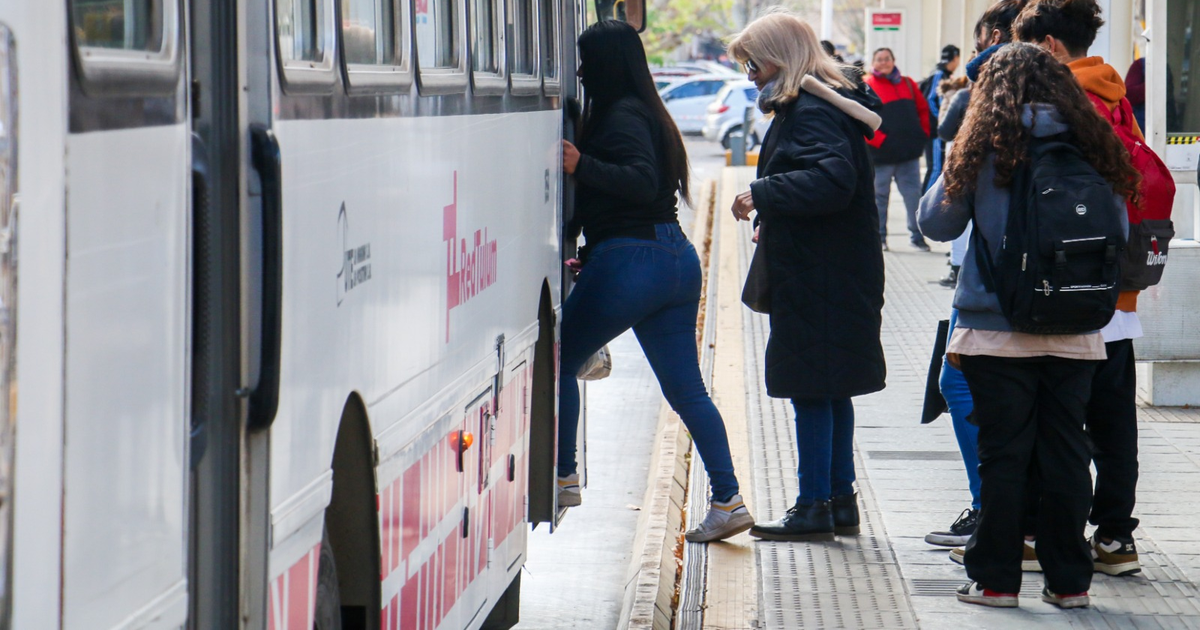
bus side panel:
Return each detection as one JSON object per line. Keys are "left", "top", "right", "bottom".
{"left": 266, "top": 110, "right": 560, "bottom": 606}
{"left": 62, "top": 125, "right": 190, "bottom": 629}
{"left": 6, "top": 2, "right": 70, "bottom": 626}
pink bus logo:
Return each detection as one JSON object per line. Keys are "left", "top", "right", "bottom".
{"left": 444, "top": 171, "right": 498, "bottom": 342}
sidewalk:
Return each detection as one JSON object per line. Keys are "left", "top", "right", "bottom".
{"left": 686, "top": 167, "right": 1200, "bottom": 629}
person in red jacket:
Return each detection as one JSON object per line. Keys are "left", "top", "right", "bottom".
{"left": 863, "top": 47, "right": 932, "bottom": 251}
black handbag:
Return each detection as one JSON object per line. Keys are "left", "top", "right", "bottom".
{"left": 921, "top": 319, "right": 951, "bottom": 424}
{"left": 741, "top": 223, "right": 770, "bottom": 314}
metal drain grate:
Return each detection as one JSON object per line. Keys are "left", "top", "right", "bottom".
{"left": 908, "top": 578, "right": 1043, "bottom": 597}
{"left": 868, "top": 451, "right": 961, "bottom": 461}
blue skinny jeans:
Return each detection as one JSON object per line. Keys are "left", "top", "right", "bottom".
{"left": 940, "top": 308, "right": 981, "bottom": 510}
{"left": 557, "top": 223, "right": 740, "bottom": 502}
{"left": 792, "top": 398, "right": 856, "bottom": 504}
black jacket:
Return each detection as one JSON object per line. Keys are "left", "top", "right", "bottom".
{"left": 572, "top": 96, "right": 679, "bottom": 248}
{"left": 749, "top": 87, "right": 887, "bottom": 399}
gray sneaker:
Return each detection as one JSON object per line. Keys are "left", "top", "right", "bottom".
{"left": 685, "top": 494, "right": 755, "bottom": 542}
{"left": 557, "top": 474, "right": 581, "bottom": 507}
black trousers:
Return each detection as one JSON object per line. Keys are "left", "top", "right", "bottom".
{"left": 1088, "top": 339, "right": 1140, "bottom": 540}
{"left": 959, "top": 354, "right": 1098, "bottom": 595}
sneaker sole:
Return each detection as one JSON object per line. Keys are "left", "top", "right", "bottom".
{"left": 1095, "top": 560, "right": 1141, "bottom": 577}
{"left": 1042, "top": 594, "right": 1090, "bottom": 609}
{"left": 956, "top": 593, "right": 1018, "bottom": 608}
{"left": 748, "top": 529, "right": 836, "bottom": 542}
{"left": 685, "top": 515, "right": 755, "bottom": 543}
{"left": 834, "top": 524, "right": 860, "bottom": 536}
{"left": 925, "top": 533, "right": 970, "bottom": 547}
{"left": 950, "top": 551, "right": 1041, "bottom": 572}
{"left": 557, "top": 493, "right": 581, "bottom": 508}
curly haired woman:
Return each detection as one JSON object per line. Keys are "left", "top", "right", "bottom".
{"left": 918, "top": 43, "right": 1138, "bottom": 610}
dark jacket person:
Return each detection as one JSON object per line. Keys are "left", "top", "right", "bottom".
{"left": 557, "top": 20, "right": 754, "bottom": 544}
{"left": 728, "top": 10, "right": 887, "bottom": 542}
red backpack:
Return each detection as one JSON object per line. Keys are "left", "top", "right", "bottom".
{"left": 1087, "top": 93, "right": 1176, "bottom": 291}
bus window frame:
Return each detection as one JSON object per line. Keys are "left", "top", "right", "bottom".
{"left": 343, "top": 0, "right": 414, "bottom": 93}
{"left": 69, "top": 0, "right": 183, "bottom": 97}
{"left": 509, "top": 0, "right": 541, "bottom": 96}
{"left": 275, "top": 0, "right": 339, "bottom": 95}
{"left": 539, "top": 0, "right": 560, "bottom": 96}
{"left": 416, "top": 0, "right": 470, "bottom": 95}
{"left": 469, "top": 0, "right": 508, "bottom": 96}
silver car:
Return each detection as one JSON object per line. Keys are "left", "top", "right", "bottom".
{"left": 702, "top": 80, "right": 771, "bottom": 150}
{"left": 659, "top": 74, "right": 734, "bottom": 134}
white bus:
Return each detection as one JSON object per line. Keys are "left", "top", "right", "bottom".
{"left": 0, "top": 0, "right": 642, "bottom": 627}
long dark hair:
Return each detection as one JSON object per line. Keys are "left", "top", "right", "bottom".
{"left": 943, "top": 43, "right": 1139, "bottom": 202}
{"left": 577, "top": 20, "right": 690, "bottom": 204}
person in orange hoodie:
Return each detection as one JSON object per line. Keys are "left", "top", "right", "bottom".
{"left": 1015, "top": 0, "right": 1145, "bottom": 579}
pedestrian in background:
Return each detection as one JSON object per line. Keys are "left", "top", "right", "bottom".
{"left": 934, "top": 73, "right": 971, "bottom": 288}
{"left": 726, "top": 10, "right": 887, "bottom": 542}
{"left": 1015, "top": 0, "right": 1153, "bottom": 578}
{"left": 864, "top": 47, "right": 932, "bottom": 251}
{"left": 919, "top": 43, "right": 1138, "bottom": 610}
{"left": 922, "top": 0, "right": 1026, "bottom": 550}
{"left": 557, "top": 20, "right": 753, "bottom": 543}
{"left": 921, "top": 44, "right": 961, "bottom": 192}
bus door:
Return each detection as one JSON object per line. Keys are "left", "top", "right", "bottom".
{"left": 60, "top": 1, "right": 192, "bottom": 627}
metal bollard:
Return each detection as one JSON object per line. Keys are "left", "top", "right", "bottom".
{"left": 730, "top": 131, "right": 746, "bottom": 166}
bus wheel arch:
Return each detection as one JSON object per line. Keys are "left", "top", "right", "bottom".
{"left": 322, "top": 393, "right": 382, "bottom": 629}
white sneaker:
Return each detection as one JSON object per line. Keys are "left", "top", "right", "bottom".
{"left": 685, "top": 494, "right": 754, "bottom": 542}
{"left": 557, "top": 474, "right": 581, "bottom": 507}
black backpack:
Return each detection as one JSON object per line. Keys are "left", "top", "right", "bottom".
{"left": 974, "top": 138, "right": 1126, "bottom": 334}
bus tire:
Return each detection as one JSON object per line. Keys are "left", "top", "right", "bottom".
{"left": 315, "top": 529, "right": 343, "bottom": 630}
{"left": 481, "top": 572, "right": 521, "bottom": 630}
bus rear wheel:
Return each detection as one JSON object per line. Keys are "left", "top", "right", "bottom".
{"left": 314, "top": 529, "right": 343, "bottom": 630}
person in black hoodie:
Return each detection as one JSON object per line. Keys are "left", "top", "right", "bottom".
{"left": 557, "top": 20, "right": 753, "bottom": 543}
{"left": 726, "top": 10, "right": 887, "bottom": 541}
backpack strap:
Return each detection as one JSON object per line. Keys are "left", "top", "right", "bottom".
{"left": 971, "top": 158, "right": 1034, "bottom": 296}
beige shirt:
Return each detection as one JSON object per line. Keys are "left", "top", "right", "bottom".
{"left": 947, "top": 328, "right": 1107, "bottom": 362}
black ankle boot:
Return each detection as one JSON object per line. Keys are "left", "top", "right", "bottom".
{"left": 831, "top": 493, "right": 861, "bottom": 535}
{"left": 748, "top": 500, "right": 835, "bottom": 541}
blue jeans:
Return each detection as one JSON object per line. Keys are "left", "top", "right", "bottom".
{"left": 792, "top": 398, "right": 856, "bottom": 504}
{"left": 557, "top": 223, "right": 739, "bottom": 502}
{"left": 940, "top": 309, "right": 981, "bottom": 510}
{"left": 874, "top": 158, "right": 924, "bottom": 244}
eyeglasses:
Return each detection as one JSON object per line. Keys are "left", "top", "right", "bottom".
{"left": 745, "top": 58, "right": 759, "bottom": 74}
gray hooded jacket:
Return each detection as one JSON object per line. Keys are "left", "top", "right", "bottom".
{"left": 918, "top": 104, "right": 1127, "bottom": 332}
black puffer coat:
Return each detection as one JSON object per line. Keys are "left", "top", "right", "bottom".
{"left": 749, "top": 85, "right": 887, "bottom": 400}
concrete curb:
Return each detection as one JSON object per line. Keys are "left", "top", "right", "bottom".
{"left": 620, "top": 179, "right": 718, "bottom": 630}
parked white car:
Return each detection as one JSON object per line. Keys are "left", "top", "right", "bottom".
{"left": 659, "top": 74, "right": 735, "bottom": 133}
{"left": 702, "top": 80, "right": 772, "bottom": 149}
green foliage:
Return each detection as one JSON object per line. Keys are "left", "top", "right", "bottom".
{"left": 640, "top": 0, "right": 735, "bottom": 62}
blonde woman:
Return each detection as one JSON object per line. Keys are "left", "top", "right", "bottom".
{"left": 727, "top": 12, "right": 887, "bottom": 541}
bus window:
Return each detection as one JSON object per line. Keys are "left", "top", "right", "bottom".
{"left": 471, "top": 0, "right": 506, "bottom": 94}
{"left": 540, "top": 0, "right": 560, "bottom": 94}
{"left": 343, "top": 0, "right": 395, "bottom": 65}
{"left": 472, "top": 0, "right": 500, "bottom": 73}
{"left": 342, "top": 0, "right": 412, "bottom": 91}
{"left": 416, "top": 0, "right": 468, "bottom": 93}
{"left": 69, "top": 0, "right": 181, "bottom": 95}
{"left": 276, "top": 0, "right": 336, "bottom": 93}
{"left": 417, "top": 0, "right": 460, "bottom": 67}
{"left": 73, "top": 0, "right": 163, "bottom": 51}
{"left": 511, "top": 0, "right": 540, "bottom": 94}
